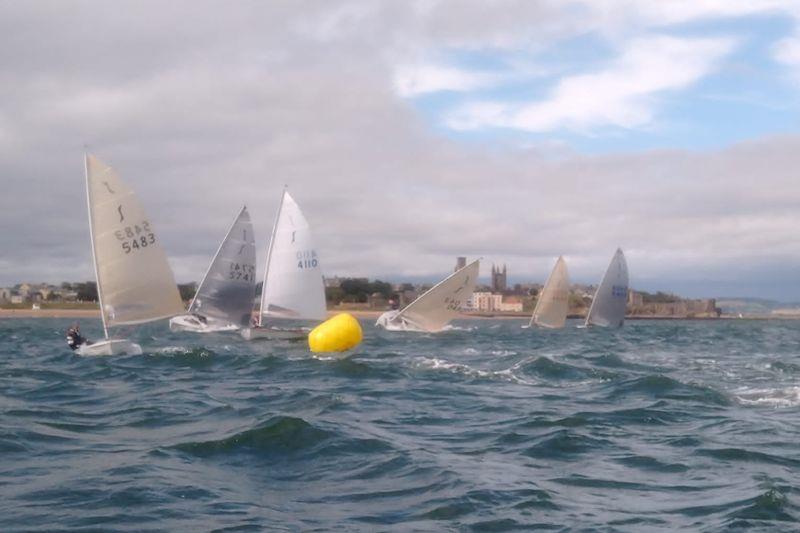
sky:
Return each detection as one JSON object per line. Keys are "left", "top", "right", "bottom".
{"left": 1, "top": 0, "right": 800, "bottom": 300}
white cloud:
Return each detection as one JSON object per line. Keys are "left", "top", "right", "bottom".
{"left": 394, "top": 63, "right": 501, "bottom": 97}
{"left": 447, "top": 35, "right": 736, "bottom": 132}
{"left": 774, "top": 33, "right": 800, "bottom": 82}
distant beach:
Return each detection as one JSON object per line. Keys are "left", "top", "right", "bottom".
{"left": 1, "top": 307, "right": 791, "bottom": 320}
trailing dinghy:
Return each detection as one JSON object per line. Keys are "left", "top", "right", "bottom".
{"left": 77, "top": 154, "right": 184, "bottom": 355}
{"left": 241, "top": 189, "right": 327, "bottom": 340}
{"left": 530, "top": 256, "right": 570, "bottom": 329}
{"left": 170, "top": 206, "right": 256, "bottom": 333}
{"left": 585, "top": 248, "right": 629, "bottom": 328}
{"left": 376, "top": 259, "right": 480, "bottom": 332}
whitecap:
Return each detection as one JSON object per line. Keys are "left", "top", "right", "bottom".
{"left": 734, "top": 385, "right": 800, "bottom": 408}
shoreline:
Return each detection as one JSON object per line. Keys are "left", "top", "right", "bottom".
{"left": 0, "top": 308, "right": 791, "bottom": 321}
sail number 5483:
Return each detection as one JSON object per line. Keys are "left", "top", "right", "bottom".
{"left": 115, "top": 221, "right": 156, "bottom": 254}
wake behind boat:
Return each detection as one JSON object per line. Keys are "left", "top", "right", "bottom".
{"left": 241, "top": 189, "right": 327, "bottom": 340}
{"left": 76, "top": 154, "right": 184, "bottom": 356}
{"left": 585, "top": 248, "right": 629, "bottom": 328}
{"left": 376, "top": 259, "right": 480, "bottom": 332}
{"left": 170, "top": 206, "right": 256, "bottom": 333}
{"left": 529, "top": 256, "right": 570, "bottom": 329}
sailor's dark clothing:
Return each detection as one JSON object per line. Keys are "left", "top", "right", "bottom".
{"left": 66, "top": 329, "right": 87, "bottom": 350}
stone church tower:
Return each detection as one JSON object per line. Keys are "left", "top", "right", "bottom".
{"left": 491, "top": 264, "right": 507, "bottom": 292}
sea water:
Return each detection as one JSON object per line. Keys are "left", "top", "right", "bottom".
{"left": 1, "top": 317, "right": 799, "bottom": 530}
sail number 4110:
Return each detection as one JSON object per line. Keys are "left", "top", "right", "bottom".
{"left": 296, "top": 250, "right": 319, "bottom": 269}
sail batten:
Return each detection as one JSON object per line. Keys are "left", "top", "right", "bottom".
{"left": 531, "top": 256, "right": 570, "bottom": 329}
{"left": 85, "top": 154, "right": 184, "bottom": 331}
{"left": 188, "top": 206, "right": 256, "bottom": 326}
{"left": 259, "top": 191, "right": 326, "bottom": 322}
{"left": 585, "top": 248, "right": 629, "bottom": 328}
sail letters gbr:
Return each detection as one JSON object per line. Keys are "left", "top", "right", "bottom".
{"left": 296, "top": 249, "right": 319, "bottom": 270}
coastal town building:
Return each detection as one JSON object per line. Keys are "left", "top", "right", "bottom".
{"left": 468, "top": 291, "right": 523, "bottom": 313}
{"left": 454, "top": 256, "right": 467, "bottom": 272}
{"left": 323, "top": 276, "right": 345, "bottom": 288}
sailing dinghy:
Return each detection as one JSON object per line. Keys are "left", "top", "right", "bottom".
{"left": 585, "top": 248, "right": 629, "bottom": 328}
{"left": 170, "top": 206, "right": 256, "bottom": 332}
{"left": 240, "top": 189, "right": 327, "bottom": 340}
{"left": 376, "top": 259, "right": 479, "bottom": 332}
{"left": 78, "top": 154, "right": 184, "bottom": 355}
{"left": 529, "top": 256, "right": 570, "bottom": 329}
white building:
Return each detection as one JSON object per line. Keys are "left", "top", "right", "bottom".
{"left": 467, "top": 292, "right": 522, "bottom": 312}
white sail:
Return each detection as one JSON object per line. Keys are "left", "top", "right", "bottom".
{"left": 377, "top": 260, "right": 479, "bottom": 332}
{"left": 188, "top": 206, "right": 256, "bottom": 327}
{"left": 531, "top": 256, "right": 570, "bottom": 329}
{"left": 259, "top": 190, "right": 326, "bottom": 322}
{"left": 85, "top": 154, "right": 184, "bottom": 330}
{"left": 585, "top": 248, "right": 629, "bottom": 328}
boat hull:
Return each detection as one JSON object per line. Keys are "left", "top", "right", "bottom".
{"left": 375, "top": 311, "right": 431, "bottom": 332}
{"left": 169, "top": 314, "right": 239, "bottom": 333}
{"left": 76, "top": 339, "right": 143, "bottom": 356}
{"left": 240, "top": 326, "right": 309, "bottom": 341}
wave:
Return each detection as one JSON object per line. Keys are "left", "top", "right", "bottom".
{"left": 725, "top": 488, "right": 797, "bottom": 524}
{"left": 523, "top": 404, "right": 682, "bottom": 430}
{"left": 172, "top": 416, "right": 393, "bottom": 461}
{"left": 522, "top": 430, "right": 611, "bottom": 460}
{"left": 173, "top": 416, "right": 331, "bottom": 457}
{"left": 607, "top": 375, "right": 730, "bottom": 405}
{"left": 519, "top": 356, "right": 617, "bottom": 382}
{"left": 694, "top": 447, "right": 800, "bottom": 468}
{"left": 735, "top": 386, "right": 800, "bottom": 408}
{"left": 411, "top": 357, "right": 493, "bottom": 380}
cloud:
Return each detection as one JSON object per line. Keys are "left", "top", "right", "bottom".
{"left": 0, "top": 1, "right": 799, "bottom": 300}
{"left": 774, "top": 32, "right": 800, "bottom": 85}
{"left": 394, "top": 63, "right": 502, "bottom": 97}
{"left": 447, "top": 35, "right": 736, "bottom": 132}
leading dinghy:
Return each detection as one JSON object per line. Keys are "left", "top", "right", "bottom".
{"left": 376, "top": 259, "right": 480, "bottom": 332}
{"left": 77, "top": 154, "right": 184, "bottom": 355}
{"left": 585, "top": 248, "right": 629, "bottom": 328}
{"left": 170, "top": 206, "right": 256, "bottom": 333}
{"left": 241, "top": 189, "right": 327, "bottom": 340}
{"left": 530, "top": 256, "right": 570, "bottom": 329}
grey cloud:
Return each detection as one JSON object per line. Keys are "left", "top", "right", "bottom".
{"left": 1, "top": 1, "right": 798, "bottom": 299}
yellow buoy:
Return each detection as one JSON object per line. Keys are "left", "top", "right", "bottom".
{"left": 308, "top": 313, "right": 363, "bottom": 354}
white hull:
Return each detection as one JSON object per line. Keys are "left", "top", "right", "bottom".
{"left": 376, "top": 311, "right": 432, "bottom": 332}
{"left": 240, "top": 326, "right": 309, "bottom": 340}
{"left": 76, "top": 339, "right": 143, "bottom": 356}
{"left": 169, "top": 314, "right": 239, "bottom": 333}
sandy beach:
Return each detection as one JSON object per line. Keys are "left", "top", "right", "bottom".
{"left": 0, "top": 308, "right": 100, "bottom": 319}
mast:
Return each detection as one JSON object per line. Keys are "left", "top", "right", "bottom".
{"left": 189, "top": 205, "right": 248, "bottom": 315}
{"left": 258, "top": 187, "right": 286, "bottom": 327}
{"left": 84, "top": 153, "right": 109, "bottom": 339}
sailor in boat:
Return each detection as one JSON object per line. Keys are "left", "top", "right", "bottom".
{"left": 66, "top": 323, "right": 91, "bottom": 351}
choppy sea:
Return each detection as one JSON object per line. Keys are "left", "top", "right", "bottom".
{"left": 1, "top": 317, "right": 799, "bottom": 531}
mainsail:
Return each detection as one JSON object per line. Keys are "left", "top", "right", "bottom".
{"left": 188, "top": 206, "right": 256, "bottom": 327}
{"left": 585, "top": 248, "right": 629, "bottom": 328}
{"left": 530, "top": 256, "right": 570, "bottom": 328}
{"left": 382, "top": 260, "right": 480, "bottom": 332}
{"left": 259, "top": 190, "right": 326, "bottom": 323}
{"left": 85, "top": 154, "right": 184, "bottom": 334}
